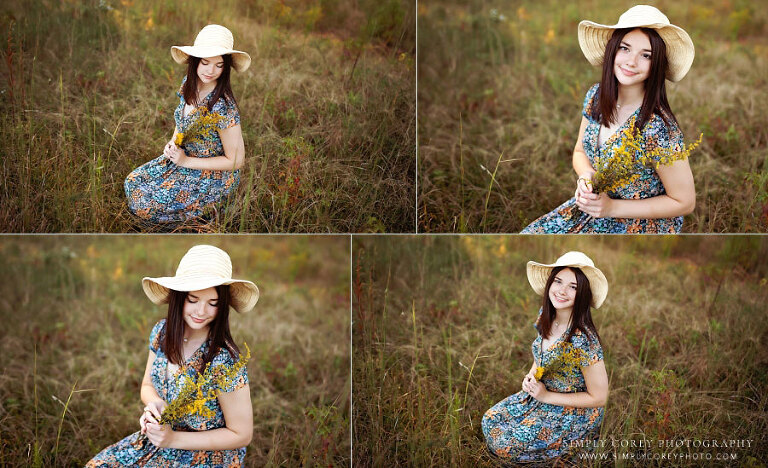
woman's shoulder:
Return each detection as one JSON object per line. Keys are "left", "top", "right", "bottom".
{"left": 177, "top": 76, "right": 187, "bottom": 98}
{"left": 149, "top": 319, "right": 166, "bottom": 352}
{"left": 569, "top": 327, "right": 600, "bottom": 347}
{"left": 582, "top": 83, "right": 600, "bottom": 120}
{"left": 643, "top": 110, "right": 683, "bottom": 147}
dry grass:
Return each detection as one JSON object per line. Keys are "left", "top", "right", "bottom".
{"left": 0, "top": 236, "right": 350, "bottom": 466}
{"left": 418, "top": 0, "right": 768, "bottom": 232}
{"left": 0, "top": 0, "right": 415, "bottom": 232}
{"left": 352, "top": 235, "right": 768, "bottom": 466}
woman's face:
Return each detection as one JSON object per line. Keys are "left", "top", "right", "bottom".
{"left": 548, "top": 268, "right": 578, "bottom": 312}
{"left": 197, "top": 55, "right": 225, "bottom": 86}
{"left": 613, "top": 28, "right": 652, "bottom": 87}
{"left": 183, "top": 287, "right": 219, "bottom": 332}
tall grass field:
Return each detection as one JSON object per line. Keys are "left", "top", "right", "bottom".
{"left": 353, "top": 235, "right": 768, "bottom": 466}
{"left": 0, "top": 0, "right": 415, "bottom": 232}
{"left": 418, "top": 0, "right": 768, "bottom": 232}
{"left": 0, "top": 235, "right": 350, "bottom": 466}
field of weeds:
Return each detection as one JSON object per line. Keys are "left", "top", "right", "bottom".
{"left": 353, "top": 235, "right": 768, "bottom": 466}
{"left": 0, "top": 236, "right": 350, "bottom": 466}
{"left": 0, "top": 0, "right": 415, "bottom": 232}
{"left": 418, "top": 0, "right": 768, "bottom": 232}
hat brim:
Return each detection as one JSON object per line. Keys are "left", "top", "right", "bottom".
{"left": 142, "top": 275, "right": 259, "bottom": 313}
{"left": 526, "top": 261, "right": 608, "bottom": 309}
{"left": 171, "top": 46, "right": 252, "bottom": 73}
{"left": 577, "top": 20, "right": 694, "bottom": 82}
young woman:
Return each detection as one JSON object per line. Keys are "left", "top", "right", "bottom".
{"left": 86, "top": 245, "right": 259, "bottom": 467}
{"left": 522, "top": 6, "right": 696, "bottom": 233}
{"left": 125, "top": 25, "right": 250, "bottom": 224}
{"left": 482, "top": 252, "right": 609, "bottom": 463}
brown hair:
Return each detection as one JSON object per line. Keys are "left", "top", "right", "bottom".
{"left": 181, "top": 55, "right": 238, "bottom": 112}
{"left": 160, "top": 285, "right": 241, "bottom": 372}
{"left": 536, "top": 267, "right": 601, "bottom": 345}
{"left": 591, "top": 27, "right": 678, "bottom": 133}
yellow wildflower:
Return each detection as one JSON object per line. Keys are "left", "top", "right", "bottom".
{"left": 174, "top": 107, "right": 225, "bottom": 148}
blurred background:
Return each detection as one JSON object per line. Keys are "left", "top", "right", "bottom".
{"left": 0, "top": 235, "right": 350, "bottom": 466}
{"left": 353, "top": 235, "right": 768, "bottom": 466}
{"left": 0, "top": 0, "right": 415, "bottom": 232}
{"left": 418, "top": 0, "right": 768, "bottom": 232}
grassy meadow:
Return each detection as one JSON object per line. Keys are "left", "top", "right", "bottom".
{"left": 0, "top": 236, "right": 350, "bottom": 466}
{"left": 418, "top": 0, "right": 768, "bottom": 232}
{"left": 352, "top": 236, "right": 768, "bottom": 466}
{"left": 0, "top": 0, "right": 415, "bottom": 232}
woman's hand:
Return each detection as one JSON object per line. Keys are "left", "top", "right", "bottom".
{"left": 163, "top": 141, "right": 189, "bottom": 167}
{"left": 145, "top": 421, "right": 175, "bottom": 448}
{"left": 140, "top": 400, "right": 167, "bottom": 435}
{"left": 521, "top": 374, "right": 548, "bottom": 401}
{"left": 576, "top": 190, "right": 614, "bottom": 218}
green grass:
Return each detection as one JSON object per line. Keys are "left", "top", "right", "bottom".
{"left": 352, "top": 235, "right": 768, "bottom": 466}
{"left": 0, "top": 236, "right": 350, "bottom": 466}
{"left": 418, "top": 0, "right": 768, "bottom": 232}
{"left": 0, "top": 0, "right": 415, "bottom": 232}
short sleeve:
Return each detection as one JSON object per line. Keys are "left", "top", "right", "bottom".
{"left": 212, "top": 97, "right": 241, "bottom": 130}
{"left": 571, "top": 329, "right": 603, "bottom": 367}
{"left": 582, "top": 83, "right": 600, "bottom": 123}
{"left": 532, "top": 307, "right": 543, "bottom": 332}
{"left": 177, "top": 76, "right": 186, "bottom": 99}
{"left": 642, "top": 114, "right": 684, "bottom": 164}
{"left": 149, "top": 319, "right": 165, "bottom": 354}
{"left": 210, "top": 347, "right": 249, "bottom": 393}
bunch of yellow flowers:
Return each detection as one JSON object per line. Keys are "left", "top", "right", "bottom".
{"left": 534, "top": 342, "right": 584, "bottom": 381}
{"left": 173, "top": 107, "right": 226, "bottom": 147}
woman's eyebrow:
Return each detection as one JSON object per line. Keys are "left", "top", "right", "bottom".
{"left": 621, "top": 41, "right": 652, "bottom": 53}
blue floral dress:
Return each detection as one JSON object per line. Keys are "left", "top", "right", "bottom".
{"left": 125, "top": 78, "right": 241, "bottom": 223}
{"left": 521, "top": 83, "right": 685, "bottom": 233}
{"left": 482, "top": 316, "right": 604, "bottom": 462}
{"left": 86, "top": 320, "right": 249, "bottom": 467}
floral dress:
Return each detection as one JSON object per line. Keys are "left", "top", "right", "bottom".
{"left": 482, "top": 316, "right": 604, "bottom": 463}
{"left": 521, "top": 83, "right": 685, "bottom": 233}
{"left": 124, "top": 78, "right": 241, "bottom": 223}
{"left": 86, "top": 320, "right": 249, "bottom": 467}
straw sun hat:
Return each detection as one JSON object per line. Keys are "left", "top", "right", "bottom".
{"left": 171, "top": 24, "right": 252, "bottom": 73}
{"left": 578, "top": 5, "right": 694, "bottom": 82}
{"left": 526, "top": 251, "right": 608, "bottom": 309}
{"left": 142, "top": 245, "right": 260, "bottom": 314}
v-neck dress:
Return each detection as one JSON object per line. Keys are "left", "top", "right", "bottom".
{"left": 521, "top": 83, "right": 685, "bottom": 233}
{"left": 86, "top": 319, "right": 249, "bottom": 467}
{"left": 124, "top": 78, "right": 241, "bottom": 224}
{"left": 482, "top": 312, "right": 604, "bottom": 462}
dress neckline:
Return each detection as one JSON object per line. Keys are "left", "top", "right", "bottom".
{"left": 596, "top": 106, "right": 641, "bottom": 151}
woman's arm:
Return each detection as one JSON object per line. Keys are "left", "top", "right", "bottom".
{"left": 145, "top": 384, "right": 253, "bottom": 450}
{"left": 572, "top": 117, "right": 598, "bottom": 200}
{"left": 525, "top": 360, "right": 609, "bottom": 408}
{"left": 140, "top": 350, "right": 164, "bottom": 406}
{"left": 165, "top": 124, "right": 245, "bottom": 171}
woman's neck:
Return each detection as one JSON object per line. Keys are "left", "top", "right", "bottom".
{"left": 184, "top": 326, "right": 210, "bottom": 343}
{"left": 554, "top": 309, "right": 573, "bottom": 327}
{"left": 617, "top": 83, "right": 645, "bottom": 108}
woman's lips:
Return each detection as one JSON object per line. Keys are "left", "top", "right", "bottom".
{"left": 190, "top": 316, "right": 206, "bottom": 323}
{"left": 619, "top": 67, "right": 638, "bottom": 76}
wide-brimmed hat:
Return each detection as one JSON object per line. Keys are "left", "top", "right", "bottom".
{"left": 171, "top": 24, "right": 251, "bottom": 73}
{"left": 526, "top": 251, "right": 608, "bottom": 309}
{"left": 578, "top": 5, "right": 694, "bottom": 82}
{"left": 142, "top": 245, "right": 259, "bottom": 313}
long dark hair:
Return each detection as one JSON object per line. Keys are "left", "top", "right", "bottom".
{"left": 161, "top": 285, "right": 241, "bottom": 372}
{"left": 536, "top": 267, "right": 601, "bottom": 345}
{"left": 181, "top": 55, "right": 238, "bottom": 112}
{"left": 591, "top": 27, "right": 678, "bottom": 133}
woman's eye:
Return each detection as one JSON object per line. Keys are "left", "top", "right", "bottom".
{"left": 187, "top": 299, "right": 198, "bottom": 303}
{"left": 643, "top": 54, "right": 651, "bottom": 60}
{"left": 619, "top": 46, "right": 629, "bottom": 52}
